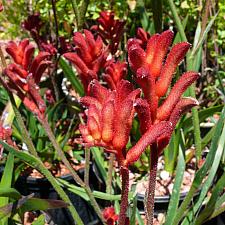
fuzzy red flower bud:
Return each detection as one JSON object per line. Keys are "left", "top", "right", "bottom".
{"left": 103, "top": 61, "right": 127, "bottom": 90}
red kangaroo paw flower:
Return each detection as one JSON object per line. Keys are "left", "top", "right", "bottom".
{"left": 128, "top": 44, "right": 146, "bottom": 72}
{"left": 147, "top": 30, "right": 174, "bottom": 78}
{"left": 22, "top": 44, "right": 35, "bottom": 70}
{"left": 83, "top": 29, "right": 99, "bottom": 54}
{"left": 73, "top": 31, "right": 93, "bottom": 63}
{"left": 92, "top": 11, "right": 125, "bottom": 54}
{"left": 63, "top": 52, "right": 90, "bottom": 75}
{"left": 157, "top": 72, "right": 200, "bottom": 121}
{"left": 136, "top": 67, "right": 158, "bottom": 120}
{"left": 156, "top": 42, "right": 191, "bottom": 97}
{"left": 30, "top": 52, "right": 50, "bottom": 76}
{"left": 64, "top": 30, "right": 108, "bottom": 92}
{"left": 80, "top": 96, "right": 102, "bottom": 111}
{"left": 112, "top": 99, "right": 134, "bottom": 150}
{"left": 136, "top": 28, "right": 151, "bottom": 48}
{"left": 8, "top": 64, "right": 28, "bottom": 79}
{"left": 125, "top": 121, "right": 173, "bottom": 166}
{"left": 79, "top": 80, "right": 139, "bottom": 152}
{"left": 32, "top": 60, "right": 51, "bottom": 84}
{"left": 6, "top": 39, "right": 30, "bottom": 65}
{"left": 79, "top": 124, "right": 94, "bottom": 144}
{"left": 134, "top": 98, "right": 152, "bottom": 134}
{"left": 4, "top": 67, "right": 28, "bottom": 92}
{"left": 169, "top": 97, "right": 199, "bottom": 128}
{"left": 87, "top": 116, "right": 101, "bottom": 140}
{"left": 103, "top": 61, "right": 127, "bottom": 90}
{"left": 22, "top": 13, "right": 43, "bottom": 34}
{"left": 157, "top": 97, "right": 199, "bottom": 154}
{"left": 145, "top": 34, "right": 160, "bottom": 66}
{"left": 27, "top": 75, "right": 46, "bottom": 115}
{"left": 88, "top": 80, "right": 109, "bottom": 103}
{"left": 103, "top": 207, "right": 118, "bottom": 225}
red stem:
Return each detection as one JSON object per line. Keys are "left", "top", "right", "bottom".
{"left": 145, "top": 143, "right": 158, "bottom": 225}
{"left": 118, "top": 166, "right": 129, "bottom": 225}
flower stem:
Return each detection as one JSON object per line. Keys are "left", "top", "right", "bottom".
{"left": 145, "top": 143, "right": 158, "bottom": 225}
{"left": 39, "top": 117, "right": 106, "bottom": 224}
{"left": 118, "top": 166, "right": 129, "bottom": 225}
{"left": 80, "top": 0, "right": 90, "bottom": 29}
{"left": 70, "top": 0, "right": 81, "bottom": 30}
{"left": 84, "top": 147, "right": 90, "bottom": 185}
{"left": 106, "top": 153, "right": 115, "bottom": 195}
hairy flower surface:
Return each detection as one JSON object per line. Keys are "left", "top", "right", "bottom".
{"left": 64, "top": 30, "right": 109, "bottom": 92}
{"left": 78, "top": 79, "right": 140, "bottom": 160}
{"left": 126, "top": 29, "right": 199, "bottom": 163}
{"left": 92, "top": 11, "right": 125, "bottom": 54}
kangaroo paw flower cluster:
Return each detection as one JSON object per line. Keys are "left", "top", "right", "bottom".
{"left": 92, "top": 11, "right": 126, "bottom": 54}
{"left": 64, "top": 30, "right": 109, "bottom": 92}
{"left": 2, "top": 39, "right": 51, "bottom": 119}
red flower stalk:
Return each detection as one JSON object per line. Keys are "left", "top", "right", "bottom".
{"left": 127, "top": 29, "right": 199, "bottom": 225}
{"left": 103, "top": 61, "right": 127, "bottom": 90}
{"left": 103, "top": 207, "right": 119, "bottom": 225}
{"left": 64, "top": 30, "right": 109, "bottom": 92}
{"left": 3, "top": 39, "right": 51, "bottom": 119}
{"left": 92, "top": 11, "right": 126, "bottom": 54}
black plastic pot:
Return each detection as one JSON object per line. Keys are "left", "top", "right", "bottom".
{"left": 137, "top": 191, "right": 191, "bottom": 216}
{"left": 137, "top": 192, "right": 225, "bottom": 225}
{"left": 15, "top": 167, "right": 100, "bottom": 225}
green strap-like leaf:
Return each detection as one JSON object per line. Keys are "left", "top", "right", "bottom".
{"left": 58, "top": 178, "right": 133, "bottom": 201}
{"left": 0, "top": 152, "right": 14, "bottom": 225}
{"left": 173, "top": 105, "right": 225, "bottom": 225}
{"left": 0, "top": 188, "right": 21, "bottom": 200}
{"left": 0, "top": 140, "right": 84, "bottom": 225}
{"left": 184, "top": 122, "right": 225, "bottom": 224}
{"left": 165, "top": 146, "right": 185, "bottom": 225}
{"left": 59, "top": 57, "right": 84, "bottom": 96}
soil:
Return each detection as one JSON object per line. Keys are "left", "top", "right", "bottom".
{"left": 21, "top": 159, "right": 84, "bottom": 179}
{"left": 131, "top": 156, "right": 197, "bottom": 197}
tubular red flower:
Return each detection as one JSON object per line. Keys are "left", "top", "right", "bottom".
{"left": 125, "top": 121, "right": 173, "bottom": 166}
{"left": 156, "top": 42, "right": 191, "bottom": 97}
{"left": 134, "top": 98, "right": 152, "bottom": 134}
{"left": 169, "top": 97, "right": 199, "bottom": 128}
{"left": 156, "top": 72, "right": 200, "bottom": 121}
{"left": 6, "top": 39, "right": 30, "bottom": 66}
{"left": 147, "top": 30, "right": 174, "bottom": 78}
